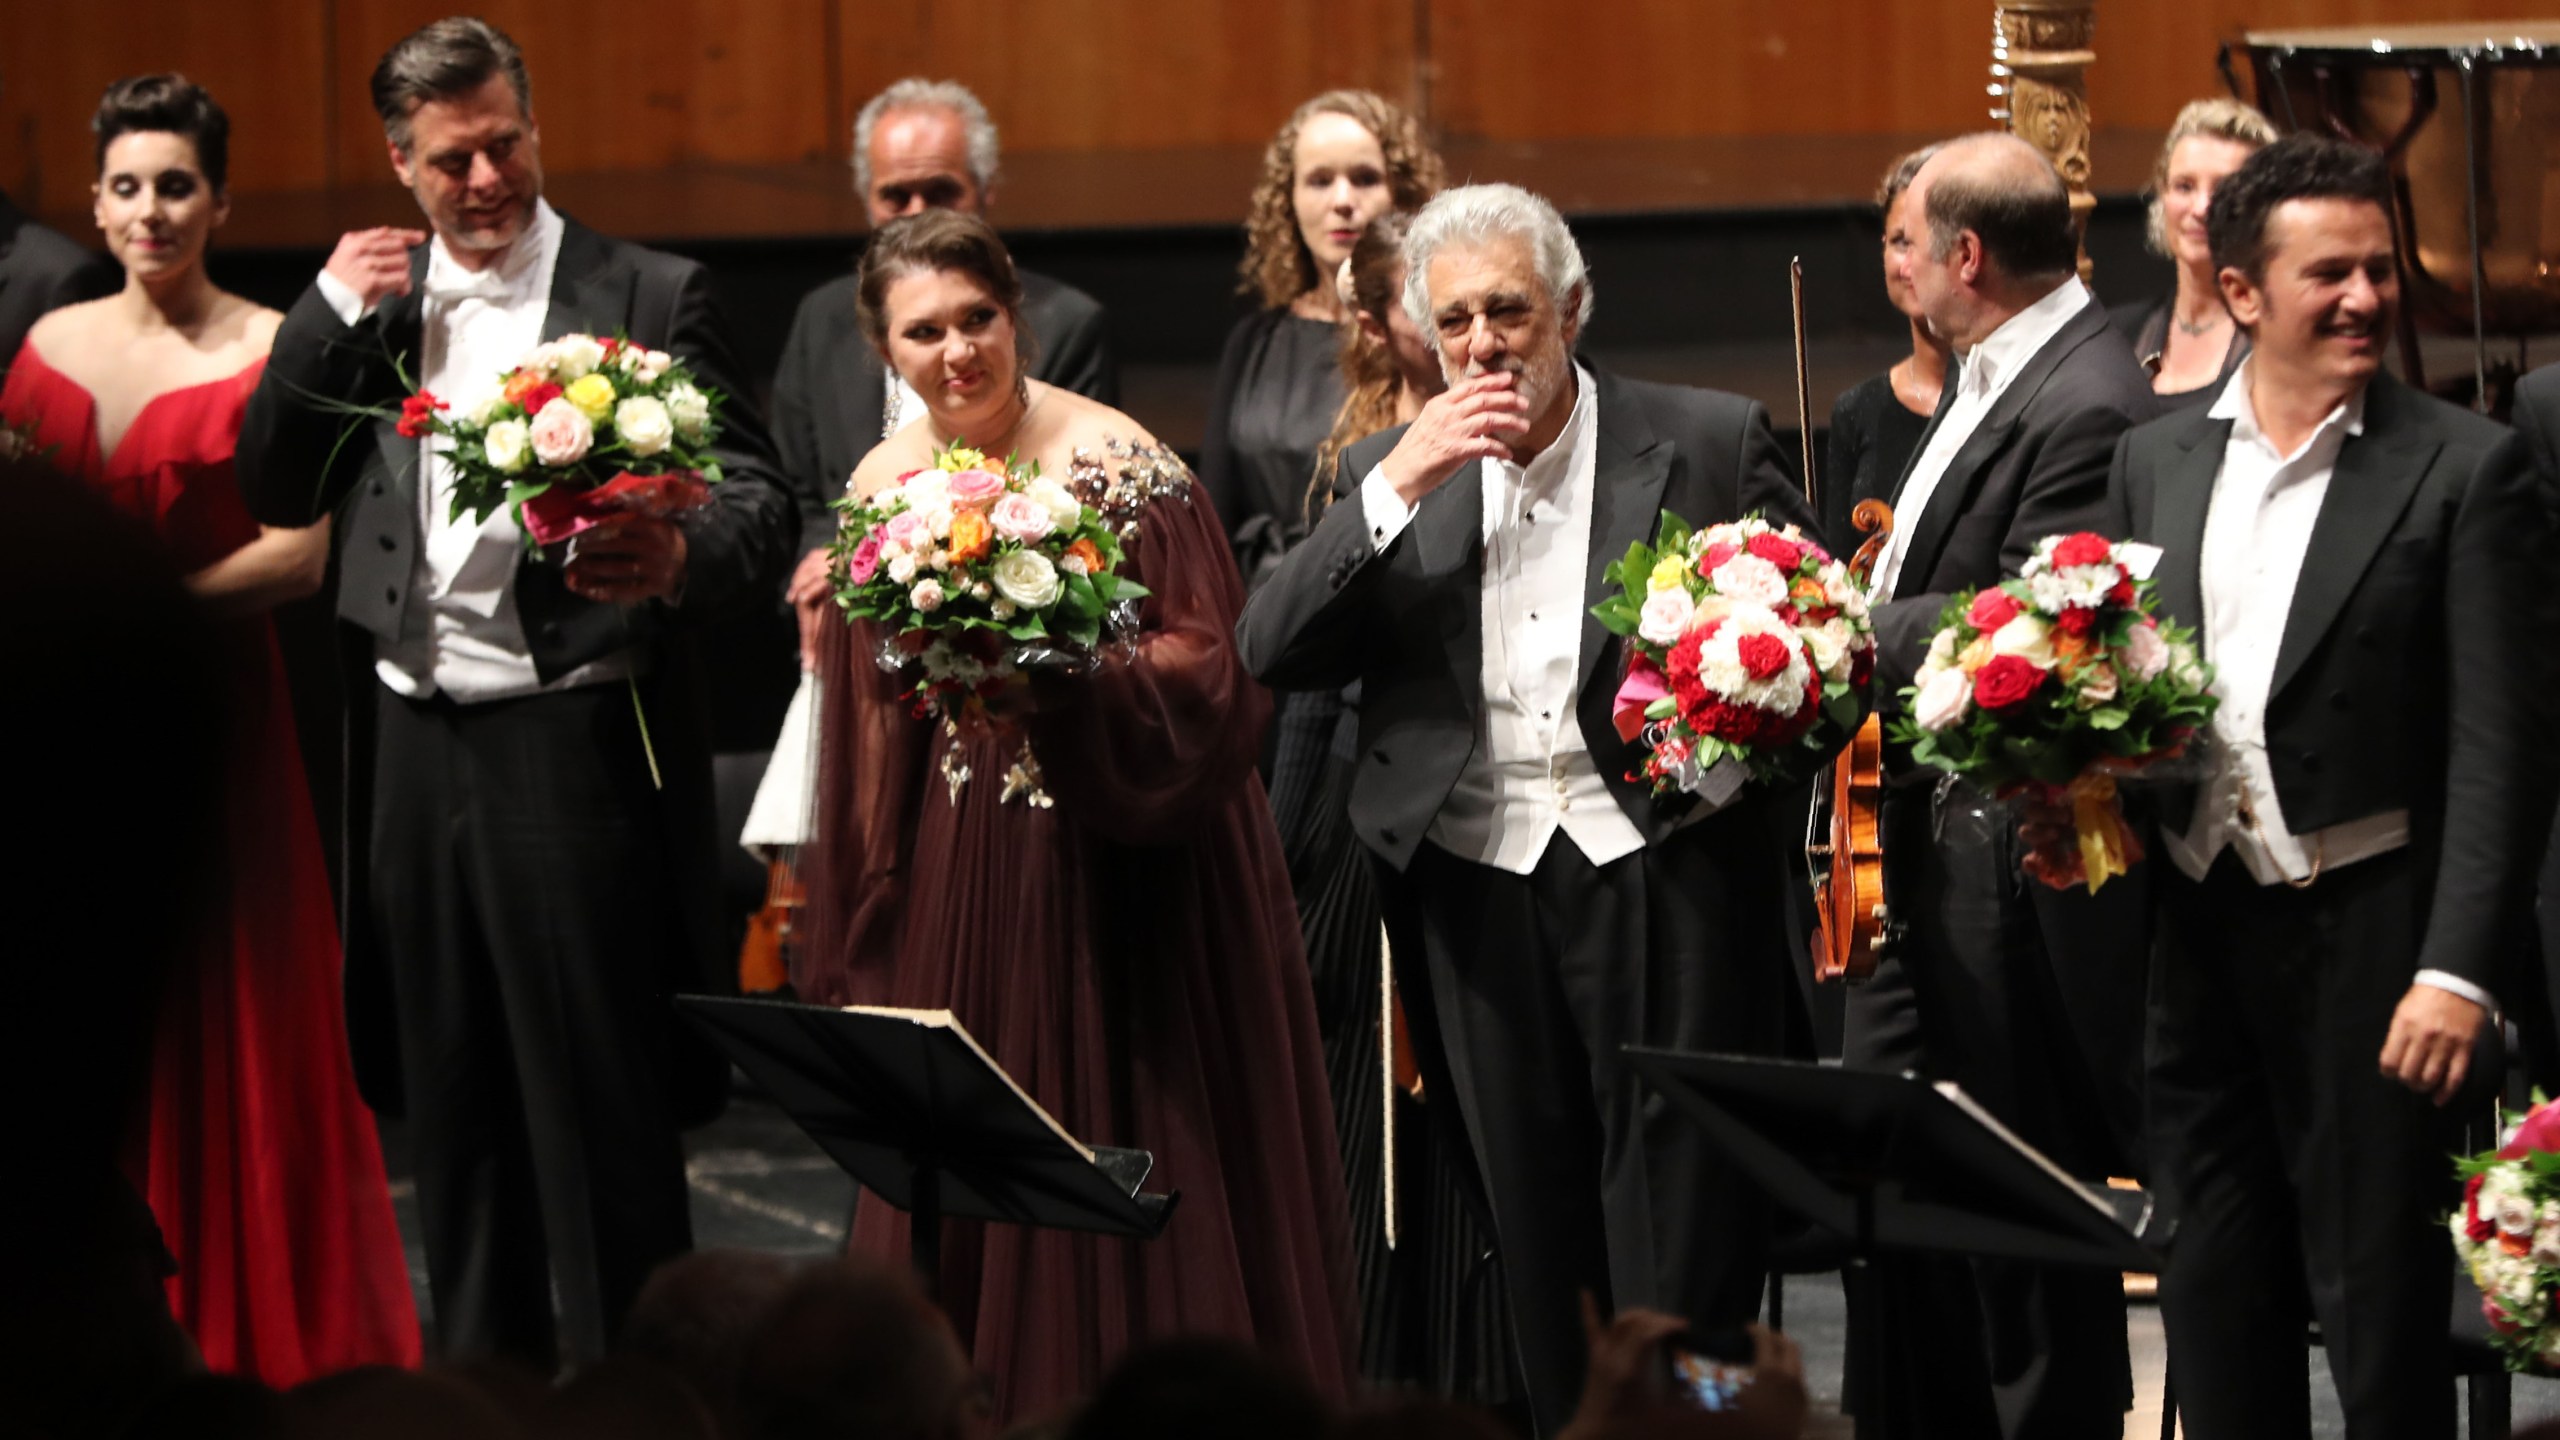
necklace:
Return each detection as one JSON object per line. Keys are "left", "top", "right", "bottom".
{"left": 2173, "top": 310, "right": 2225, "bottom": 338}
{"left": 924, "top": 380, "right": 1041, "bottom": 456}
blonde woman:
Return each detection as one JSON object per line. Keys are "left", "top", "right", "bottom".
{"left": 2112, "top": 97, "right": 2279, "bottom": 404}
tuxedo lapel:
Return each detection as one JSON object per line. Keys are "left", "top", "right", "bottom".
{"left": 2269, "top": 375, "right": 2436, "bottom": 700}
{"left": 1413, "top": 461, "right": 1486, "bottom": 706}
{"left": 2151, "top": 410, "right": 2230, "bottom": 633}
{"left": 1577, "top": 373, "right": 1674, "bottom": 696}
{"left": 541, "top": 220, "right": 636, "bottom": 343}
{"left": 1891, "top": 302, "right": 2108, "bottom": 592}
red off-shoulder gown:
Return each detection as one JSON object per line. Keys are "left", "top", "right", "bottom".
{"left": 798, "top": 445, "right": 1357, "bottom": 1423}
{"left": 2, "top": 346, "right": 420, "bottom": 1384}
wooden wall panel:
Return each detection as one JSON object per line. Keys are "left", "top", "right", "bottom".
{"left": 6, "top": 0, "right": 2549, "bottom": 216}
{"left": 326, "top": 0, "right": 836, "bottom": 185}
{"left": 833, "top": 0, "right": 1420, "bottom": 158}
{"left": 4, "top": 0, "right": 332, "bottom": 215}
{"left": 1426, "top": 0, "right": 1994, "bottom": 141}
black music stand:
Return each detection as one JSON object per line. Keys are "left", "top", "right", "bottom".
{"left": 1623, "top": 1049, "right": 2169, "bottom": 1437}
{"left": 680, "top": 997, "right": 1177, "bottom": 1284}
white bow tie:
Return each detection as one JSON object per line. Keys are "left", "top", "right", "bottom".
{"left": 422, "top": 263, "right": 512, "bottom": 306}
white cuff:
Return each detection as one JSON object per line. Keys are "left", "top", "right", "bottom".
{"left": 2414, "top": 969, "right": 2498, "bottom": 1015}
{"left": 1358, "top": 463, "right": 1417, "bottom": 551}
{"left": 314, "top": 268, "right": 374, "bottom": 328}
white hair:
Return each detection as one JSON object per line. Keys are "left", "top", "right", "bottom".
{"left": 1400, "top": 183, "right": 1593, "bottom": 336}
{"left": 852, "top": 79, "right": 1000, "bottom": 195}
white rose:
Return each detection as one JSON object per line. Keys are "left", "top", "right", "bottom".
{"left": 1915, "top": 665, "right": 1973, "bottom": 732}
{"left": 624, "top": 347, "right": 674, "bottom": 383}
{"left": 2169, "top": 639, "right": 2207, "bottom": 691}
{"left": 614, "top": 396, "right": 675, "bottom": 457}
{"left": 910, "top": 578, "right": 946, "bottom": 613}
{"left": 1990, "top": 613, "right": 2057, "bottom": 668}
{"left": 664, "top": 383, "right": 713, "bottom": 443}
{"left": 886, "top": 553, "right": 917, "bottom": 585}
{"left": 552, "top": 335, "right": 607, "bottom": 379}
{"left": 1925, "top": 626, "right": 1960, "bottom": 670}
{"left": 1637, "top": 588, "right": 1696, "bottom": 645}
{"left": 1025, "top": 476, "right": 1083, "bottom": 530}
{"left": 463, "top": 388, "right": 507, "bottom": 427}
{"left": 2533, "top": 1221, "right": 2560, "bottom": 1268}
{"left": 2497, "top": 1191, "right": 2537, "bottom": 1237}
{"left": 1806, "top": 618, "right": 1853, "bottom": 678}
{"left": 990, "top": 549, "right": 1063, "bottom": 610}
{"left": 482, "top": 418, "right": 531, "bottom": 474}
{"left": 991, "top": 598, "right": 1018, "bottom": 621}
{"left": 900, "top": 469, "right": 951, "bottom": 508}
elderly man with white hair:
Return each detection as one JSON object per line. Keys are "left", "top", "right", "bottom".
{"left": 773, "top": 78, "right": 1116, "bottom": 648}
{"left": 1238, "top": 182, "right": 1819, "bottom": 1432}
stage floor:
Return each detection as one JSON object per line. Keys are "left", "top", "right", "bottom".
{"left": 372, "top": 1090, "right": 2560, "bottom": 1437}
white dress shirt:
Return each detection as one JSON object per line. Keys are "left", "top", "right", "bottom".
{"left": 2163, "top": 363, "right": 2485, "bottom": 1009}
{"left": 318, "top": 200, "right": 635, "bottom": 702}
{"left": 1876, "top": 277, "right": 2092, "bottom": 597}
{"left": 1357, "top": 365, "right": 1646, "bottom": 875}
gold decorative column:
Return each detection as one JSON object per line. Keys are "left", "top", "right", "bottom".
{"left": 1990, "top": 0, "right": 2099, "bottom": 278}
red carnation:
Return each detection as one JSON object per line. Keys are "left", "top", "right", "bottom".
{"left": 1849, "top": 645, "right": 1874, "bottom": 688}
{"left": 521, "top": 381, "right": 565, "bottom": 416}
{"left": 2052, "top": 532, "right": 2114, "bottom": 569}
{"left": 1698, "top": 541, "right": 1741, "bottom": 574}
{"left": 1745, "top": 532, "right": 1804, "bottom": 572}
{"left": 1967, "top": 588, "right": 2022, "bottom": 633}
{"left": 1735, "top": 630, "right": 1792, "bottom": 681}
{"left": 2108, "top": 576, "right": 2136, "bottom": 607}
{"left": 1971, "top": 653, "right": 2047, "bottom": 711}
{"left": 2055, "top": 605, "right": 2097, "bottom": 638}
{"left": 397, "top": 390, "right": 447, "bottom": 439}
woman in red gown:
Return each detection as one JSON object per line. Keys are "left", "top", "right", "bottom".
{"left": 0, "top": 76, "right": 418, "bottom": 1384}
{"left": 798, "top": 211, "right": 1356, "bottom": 1424}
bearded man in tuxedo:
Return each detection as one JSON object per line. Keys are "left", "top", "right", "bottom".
{"left": 236, "top": 16, "right": 793, "bottom": 1370}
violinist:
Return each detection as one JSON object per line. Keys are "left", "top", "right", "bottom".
{"left": 1846, "top": 133, "right": 2156, "bottom": 1440}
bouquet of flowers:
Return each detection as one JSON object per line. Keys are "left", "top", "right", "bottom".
{"left": 1891, "top": 532, "right": 2215, "bottom": 892}
{"left": 393, "top": 332, "right": 724, "bottom": 547}
{"left": 829, "top": 440, "right": 1148, "bottom": 728}
{"left": 2454, "top": 1097, "right": 2560, "bottom": 1371}
{"left": 1591, "top": 512, "right": 1873, "bottom": 802}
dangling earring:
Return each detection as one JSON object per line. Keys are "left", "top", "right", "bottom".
{"left": 1014, "top": 370, "right": 1031, "bottom": 414}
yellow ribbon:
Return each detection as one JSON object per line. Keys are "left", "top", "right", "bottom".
{"left": 2070, "top": 772, "right": 2134, "bottom": 894}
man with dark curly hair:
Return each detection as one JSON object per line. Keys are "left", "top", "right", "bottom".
{"left": 2114, "top": 133, "right": 2556, "bottom": 1439}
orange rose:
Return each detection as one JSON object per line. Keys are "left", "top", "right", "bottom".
{"left": 1064, "top": 537, "right": 1104, "bottom": 575}
{"left": 1789, "top": 575, "right": 1826, "bottom": 607}
{"left": 948, "top": 508, "right": 993, "bottom": 565}
{"left": 501, "top": 370, "right": 546, "bottom": 407}
{"left": 2052, "top": 629, "right": 2096, "bottom": 678}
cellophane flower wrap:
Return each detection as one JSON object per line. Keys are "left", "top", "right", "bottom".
{"left": 1889, "top": 532, "right": 2216, "bottom": 892}
{"left": 827, "top": 440, "right": 1149, "bottom": 718}
{"left": 1590, "top": 511, "right": 1874, "bottom": 799}
{"left": 2453, "top": 1097, "right": 2560, "bottom": 1371}
{"left": 396, "top": 333, "right": 725, "bottom": 548}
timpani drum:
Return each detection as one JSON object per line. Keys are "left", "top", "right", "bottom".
{"left": 2224, "top": 24, "right": 2560, "bottom": 390}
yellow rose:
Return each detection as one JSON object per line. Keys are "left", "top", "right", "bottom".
{"left": 1647, "top": 555, "right": 1688, "bottom": 593}
{"left": 564, "top": 372, "right": 617, "bottom": 421}
{"left": 938, "top": 445, "right": 987, "bottom": 474}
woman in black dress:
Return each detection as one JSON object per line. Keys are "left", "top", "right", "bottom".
{"left": 1822, "top": 144, "right": 1949, "bottom": 560}
{"left": 2110, "top": 99, "right": 2275, "bottom": 409}
{"left": 1201, "top": 89, "right": 1440, "bottom": 596}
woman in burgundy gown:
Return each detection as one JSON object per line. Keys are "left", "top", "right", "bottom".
{"left": 798, "top": 210, "right": 1355, "bottom": 1424}
{"left": 0, "top": 76, "right": 418, "bottom": 1384}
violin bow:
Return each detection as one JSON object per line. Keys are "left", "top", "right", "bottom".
{"left": 1790, "top": 255, "right": 1819, "bottom": 510}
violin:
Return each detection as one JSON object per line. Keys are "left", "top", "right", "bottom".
{"left": 1808, "top": 502, "right": 1903, "bottom": 981}
{"left": 1788, "top": 258, "right": 1903, "bottom": 982}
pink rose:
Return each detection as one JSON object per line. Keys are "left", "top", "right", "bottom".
{"left": 988, "top": 492, "right": 1055, "bottom": 543}
{"left": 2120, "top": 619, "right": 2170, "bottom": 680}
{"left": 1968, "top": 588, "right": 2022, "bottom": 634}
{"left": 882, "top": 511, "right": 930, "bottom": 550}
{"left": 947, "top": 468, "right": 1008, "bottom": 509}
{"left": 845, "top": 531, "right": 884, "bottom": 586}
{"left": 528, "top": 397, "right": 594, "bottom": 466}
